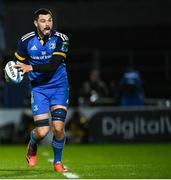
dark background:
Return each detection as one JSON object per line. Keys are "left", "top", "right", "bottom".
{"left": 2, "top": 0, "right": 171, "bottom": 107}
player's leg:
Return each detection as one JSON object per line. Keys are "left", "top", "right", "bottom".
{"left": 51, "top": 105, "right": 67, "bottom": 172}
{"left": 26, "top": 90, "right": 50, "bottom": 167}
{"left": 51, "top": 106, "right": 67, "bottom": 172}
{"left": 50, "top": 87, "right": 69, "bottom": 172}
{"left": 26, "top": 113, "right": 50, "bottom": 167}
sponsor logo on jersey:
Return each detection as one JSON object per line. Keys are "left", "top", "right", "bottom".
{"left": 41, "top": 51, "right": 46, "bottom": 55}
{"left": 30, "top": 45, "right": 38, "bottom": 51}
{"left": 30, "top": 55, "right": 52, "bottom": 60}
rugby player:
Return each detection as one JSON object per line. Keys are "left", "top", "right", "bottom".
{"left": 14, "top": 8, "right": 69, "bottom": 172}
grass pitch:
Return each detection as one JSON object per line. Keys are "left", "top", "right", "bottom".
{"left": 0, "top": 143, "right": 171, "bottom": 179}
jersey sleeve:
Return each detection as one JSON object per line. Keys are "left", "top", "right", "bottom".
{"left": 14, "top": 39, "right": 27, "bottom": 61}
{"left": 53, "top": 32, "right": 69, "bottom": 59}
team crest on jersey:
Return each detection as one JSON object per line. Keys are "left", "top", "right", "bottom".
{"left": 49, "top": 42, "right": 56, "bottom": 49}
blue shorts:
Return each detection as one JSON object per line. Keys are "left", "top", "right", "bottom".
{"left": 31, "top": 87, "right": 69, "bottom": 115}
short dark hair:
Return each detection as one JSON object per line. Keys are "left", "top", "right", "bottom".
{"left": 34, "top": 8, "right": 53, "bottom": 20}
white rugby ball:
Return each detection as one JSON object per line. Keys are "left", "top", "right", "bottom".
{"left": 4, "top": 61, "right": 23, "bottom": 84}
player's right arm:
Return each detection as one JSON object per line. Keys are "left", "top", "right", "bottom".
{"left": 14, "top": 40, "right": 27, "bottom": 62}
{"left": 14, "top": 33, "right": 35, "bottom": 73}
{"left": 13, "top": 39, "right": 31, "bottom": 74}
{"left": 14, "top": 32, "right": 36, "bottom": 63}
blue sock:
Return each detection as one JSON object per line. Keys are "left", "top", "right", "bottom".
{"left": 28, "top": 130, "right": 38, "bottom": 152}
{"left": 52, "top": 137, "right": 65, "bottom": 163}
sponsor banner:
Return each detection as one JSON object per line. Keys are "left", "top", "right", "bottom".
{"left": 88, "top": 109, "right": 171, "bottom": 142}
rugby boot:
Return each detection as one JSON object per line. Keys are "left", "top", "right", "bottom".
{"left": 26, "top": 144, "right": 37, "bottom": 167}
{"left": 54, "top": 162, "right": 68, "bottom": 172}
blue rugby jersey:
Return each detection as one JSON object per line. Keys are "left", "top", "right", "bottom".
{"left": 14, "top": 30, "right": 69, "bottom": 88}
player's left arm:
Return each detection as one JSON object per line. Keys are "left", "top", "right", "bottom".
{"left": 32, "top": 54, "right": 65, "bottom": 72}
{"left": 32, "top": 36, "right": 69, "bottom": 72}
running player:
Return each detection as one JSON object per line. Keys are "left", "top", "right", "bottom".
{"left": 14, "top": 8, "right": 69, "bottom": 172}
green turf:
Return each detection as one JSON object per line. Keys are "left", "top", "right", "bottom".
{"left": 0, "top": 143, "right": 171, "bottom": 179}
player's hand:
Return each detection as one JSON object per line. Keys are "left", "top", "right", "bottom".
{"left": 14, "top": 62, "right": 33, "bottom": 74}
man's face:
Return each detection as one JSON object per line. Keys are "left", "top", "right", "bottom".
{"left": 34, "top": 14, "right": 53, "bottom": 37}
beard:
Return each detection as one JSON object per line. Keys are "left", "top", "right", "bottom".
{"left": 37, "top": 26, "right": 51, "bottom": 38}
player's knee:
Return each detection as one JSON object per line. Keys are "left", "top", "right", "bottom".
{"left": 53, "top": 122, "right": 65, "bottom": 139}
{"left": 34, "top": 119, "right": 50, "bottom": 138}
{"left": 36, "top": 126, "right": 50, "bottom": 138}
{"left": 54, "top": 125, "right": 64, "bottom": 134}
{"left": 51, "top": 108, "right": 67, "bottom": 122}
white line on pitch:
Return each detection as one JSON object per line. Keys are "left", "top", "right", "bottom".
{"left": 63, "top": 172, "right": 79, "bottom": 179}
{"left": 47, "top": 158, "right": 53, "bottom": 163}
{"left": 63, "top": 166, "right": 79, "bottom": 179}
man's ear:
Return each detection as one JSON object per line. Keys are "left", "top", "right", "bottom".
{"left": 34, "top": 20, "right": 37, "bottom": 27}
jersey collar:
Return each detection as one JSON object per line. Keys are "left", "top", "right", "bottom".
{"left": 35, "top": 29, "right": 55, "bottom": 45}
